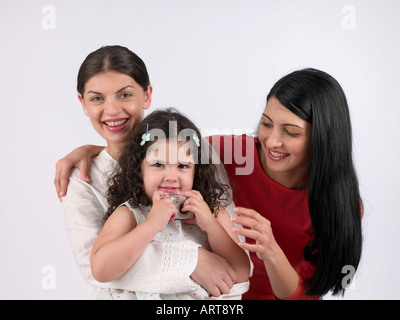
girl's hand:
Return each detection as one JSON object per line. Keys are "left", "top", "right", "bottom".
{"left": 179, "top": 190, "right": 216, "bottom": 232}
{"left": 232, "top": 207, "right": 280, "bottom": 262}
{"left": 146, "top": 191, "right": 178, "bottom": 232}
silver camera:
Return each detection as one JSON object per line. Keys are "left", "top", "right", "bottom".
{"left": 160, "top": 195, "right": 195, "bottom": 219}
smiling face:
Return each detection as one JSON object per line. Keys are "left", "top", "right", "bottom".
{"left": 257, "top": 96, "right": 313, "bottom": 189}
{"left": 141, "top": 140, "right": 195, "bottom": 200}
{"left": 78, "top": 71, "right": 152, "bottom": 157}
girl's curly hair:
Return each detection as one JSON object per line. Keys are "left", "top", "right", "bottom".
{"left": 105, "top": 108, "right": 230, "bottom": 220}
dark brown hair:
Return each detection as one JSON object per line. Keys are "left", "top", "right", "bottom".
{"left": 77, "top": 45, "right": 150, "bottom": 97}
{"left": 105, "top": 108, "right": 230, "bottom": 219}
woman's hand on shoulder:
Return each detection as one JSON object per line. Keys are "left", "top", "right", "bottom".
{"left": 54, "top": 145, "right": 103, "bottom": 201}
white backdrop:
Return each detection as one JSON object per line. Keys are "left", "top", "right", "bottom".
{"left": 0, "top": 0, "right": 399, "bottom": 300}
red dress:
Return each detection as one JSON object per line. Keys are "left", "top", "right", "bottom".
{"left": 210, "top": 134, "right": 319, "bottom": 300}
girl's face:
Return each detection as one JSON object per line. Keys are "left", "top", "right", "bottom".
{"left": 78, "top": 71, "right": 152, "bottom": 156}
{"left": 257, "top": 96, "right": 313, "bottom": 188}
{"left": 141, "top": 140, "right": 195, "bottom": 199}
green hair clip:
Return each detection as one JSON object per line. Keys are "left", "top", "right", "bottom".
{"left": 140, "top": 123, "right": 150, "bottom": 146}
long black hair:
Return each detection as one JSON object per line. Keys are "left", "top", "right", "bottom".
{"left": 265, "top": 68, "right": 362, "bottom": 296}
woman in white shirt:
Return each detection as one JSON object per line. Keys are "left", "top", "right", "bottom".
{"left": 60, "top": 45, "right": 245, "bottom": 299}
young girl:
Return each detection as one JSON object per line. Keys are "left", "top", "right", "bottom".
{"left": 90, "top": 109, "right": 250, "bottom": 300}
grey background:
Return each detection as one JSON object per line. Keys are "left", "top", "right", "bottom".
{"left": 0, "top": 0, "right": 399, "bottom": 299}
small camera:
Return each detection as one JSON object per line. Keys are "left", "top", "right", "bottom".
{"left": 160, "top": 195, "right": 194, "bottom": 219}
